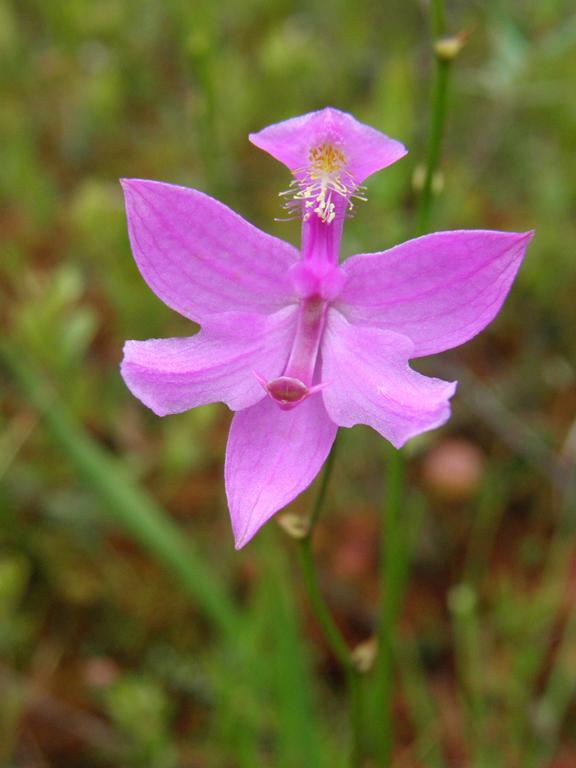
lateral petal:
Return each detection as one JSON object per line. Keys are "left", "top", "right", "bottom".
{"left": 121, "top": 306, "right": 297, "bottom": 415}
{"left": 121, "top": 179, "right": 298, "bottom": 323}
{"left": 338, "top": 230, "right": 533, "bottom": 357}
{"left": 321, "top": 310, "right": 456, "bottom": 449}
{"left": 225, "top": 395, "right": 338, "bottom": 549}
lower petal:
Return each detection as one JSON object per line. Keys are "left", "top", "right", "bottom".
{"left": 321, "top": 310, "right": 457, "bottom": 448}
{"left": 121, "top": 307, "right": 297, "bottom": 415}
{"left": 225, "top": 394, "right": 338, "bottom": 549}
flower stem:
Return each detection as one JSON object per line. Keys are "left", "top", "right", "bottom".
{"left": 373, "top": 444, "right": 407, "bottom": 764}
{"left": 297, "top": 539, "right": 349, "bottom": 671}
{"left": 296, "top": 433, "right": 366, "bottom": 765}
{"left": 308, "top": 430, "right": 340, "bottom": 534}
{"left": 430, "top": 0, "right": 446, "bottom": 39}
{"left": 298, "top": 542, "right": 364, "bottom": 764}
{"left": 374, "top": 1, "right": 458, "bottom": 761}
{"left": 416, "top": 0, "right": 452, "bottom": 235}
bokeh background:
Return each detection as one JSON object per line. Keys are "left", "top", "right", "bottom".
{"left": 1, "top": 1, "right": 576, "bottom": 766}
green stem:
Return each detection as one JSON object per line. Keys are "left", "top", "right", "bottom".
{"left": 430, "top": 0, "right": 446, "bottom": 39}
{"left": 374, "top": 445, "right": 406, "bottom": 764}
{"left": 297, "top": 435, "right": 346, "bottom": 668}
{"left": 349, "top": 672, "right": 365, "bottom": 768}
{"left": 308, "top": 431, "right": 340, "bottom": 533}
{"left": 372, "top": 1, "right": 455, "bottom": 760}
{"left": 298, "top": 542, "right": 364, "bottom": 765}
{"left": 297, "top": 537, "right": 350, "bottom": 672}
{"left": 416, "top": 0, "right": 452, "bottom": 235}
{"left": 296, "top": 434, "right": 365, "bottom": 765}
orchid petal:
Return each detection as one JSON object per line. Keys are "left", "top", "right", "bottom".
{"left": 321, "top": 310, "right": 456, "bottom": 448}
{"left": 121, "top": 179, "right": 298, "bottom": 323}
{"left": 250, "top": 107, "right": 407, "bottom": 185}
{"left": 339, "top": 230, "right": 533, "bottom": 357}
{"left": 225, "top": 394, "right": 338, "bottom": 549}
{"left": 121, "top": 307, "right": 297, "bottom": 415}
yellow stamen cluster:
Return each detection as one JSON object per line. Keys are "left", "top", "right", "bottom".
{"left": 278, "top": 142, "right": 366, "bottom": 224}
{"left": 309, "top": 143, "right": 346, "bottom": 174}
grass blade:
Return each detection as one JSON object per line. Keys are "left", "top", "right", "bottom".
{"left": 0, "top": 340, "right": 241, "bottom": 639}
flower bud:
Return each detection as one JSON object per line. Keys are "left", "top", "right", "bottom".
{"left": 434, "top": 30, "right": 470, "bottom": 61}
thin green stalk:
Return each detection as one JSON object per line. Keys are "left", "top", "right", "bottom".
{"left": 430, "top": 0, "right": 446, "bottom": 40}
{"left": 297, "top": 435, "right": 346, "bottom": 670}
{"left": 374, "top": 445, "right": 406, "bottom": 764}
{"left": 295, "top": 435, "right": 365, "bottom": 765}
{"left": 308, "top": 432, "right": 340, "bottom": 533}
{"left": 416, "top": 0, "right": 454, "bottom": 235}
{"left": 297, "top": 540, "right": 351, "bottom": 672}
{"left": 0, "top": 340, "right": 242, "bottom": 640}
{"left": 416, "top": 57, "right": 450, "bottom": 235}
{"left": 371, "top": 2, "right": 458, "bottom": 761}
{"left": 349, "top": 673, "right": 365, "bottom": 768}
{"left": 298, "top": 537, "right": 364, "bottom": 761}
{"left": 260, "top": 536, "right": 322, "bottom": 768}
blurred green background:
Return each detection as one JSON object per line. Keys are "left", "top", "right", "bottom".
{"left": 1, "top": 0, "right": 576, "bottom": 766}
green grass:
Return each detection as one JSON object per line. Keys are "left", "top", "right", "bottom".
{"left": 1, "top": 0, "right": 576, "bottom": 765}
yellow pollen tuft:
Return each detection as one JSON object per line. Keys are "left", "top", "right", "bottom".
{"left": 277, "top": 142, "right": 367, "bottom": 225}
{"left": 308, "top": 143, "right": 347, "bottom": 177}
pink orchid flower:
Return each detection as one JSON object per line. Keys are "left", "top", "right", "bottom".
{"left": 120, "top": 107, "right": 533, "bottom": 549}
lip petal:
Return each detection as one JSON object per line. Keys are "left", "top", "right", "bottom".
{"left": 249, "top": 107, "right": 407, "bottom": 185}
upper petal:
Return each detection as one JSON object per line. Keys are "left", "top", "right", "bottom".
{"left": 338, "top": 230, "right": 533, "bottom": 357}
{"left": 121, "top": 179, "right": 298, "bottom": 323}
{"left": 321, "top": 310, "right": 456, "bottom": 449}
{"left": 249, "top": 107, "right": 407, "bottom": 185}
{"left": 121, "top": 306, "right": 297, "bottom": 415}
{"left": 225, "top": 394, "right": 337, "bottom": 549}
